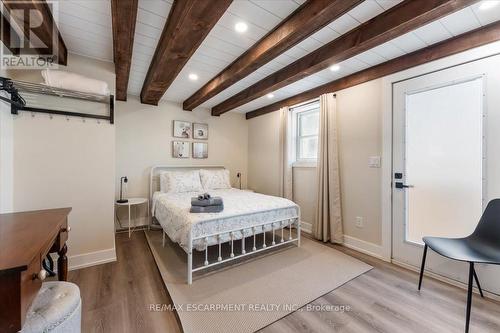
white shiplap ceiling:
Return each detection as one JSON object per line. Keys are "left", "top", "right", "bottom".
{"left": 219, "top": 1, "right": 500, "bottom": 114}
{"left": 158, "top": 0, "right": 306, "bottom": 102}
{"left": 53, "top": 0, "right": 500, "bottom": 114}
{"left": 53, "top": 0, "right": 113, "bottom": 62}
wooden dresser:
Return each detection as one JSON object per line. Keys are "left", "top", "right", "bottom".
{"left": 0, "top": 208, "right": 72, "bottom": 333}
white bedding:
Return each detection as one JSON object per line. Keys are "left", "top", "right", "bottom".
{"left": 152, "top": 188, "right": 299, "bottom": 251}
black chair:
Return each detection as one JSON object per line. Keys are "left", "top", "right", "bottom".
{"left": 418, "top": 199, "right": 500, "bottom": 333}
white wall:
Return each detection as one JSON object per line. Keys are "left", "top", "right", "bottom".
{"left": 248, "top": 80, "right": 383, "bottom": 246}
{"left": 0, "top": 69, "right": 13, "bottom": 213}
{"left": 248, "top": 41, "right": 500, "bottom": 262}
{"left": 115, "top": 97, "right": 249, "bottom": 213}
{"left": 337, "top": 80, "right": 382, "bottom": 245}
{"left": 292, "top": 167, "right": 317, "bottom": 232}
{"left": 1, "top": 52, "right": 250, "bottom": 269}
{"left": 247, "top": 111, "right": 281, "bottom": 196}
{"left": 4, "top": 54, "right": 116, "bottom": 269}
{"left": 0, "top": 92, "right": 14, "bottom": 213}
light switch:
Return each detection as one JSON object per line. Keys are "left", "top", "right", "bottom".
{"left": 368, "top": 156, "right": 381, "bottom": 168}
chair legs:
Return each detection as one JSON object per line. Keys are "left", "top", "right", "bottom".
{"left": 472, "top": 266, "right": 484, "bottom": 298}
{"left": 465, "top": 262, "right": 474, "bottom": 333}
{"left": 418, "top": 244, "right": 428, "bottom": 290}
{"left": 418, "top": 245, "right": 480, "bottom": 332}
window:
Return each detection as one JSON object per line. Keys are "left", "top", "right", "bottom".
{"left": 292, "top": 100, "right": 320, "bottom": 164}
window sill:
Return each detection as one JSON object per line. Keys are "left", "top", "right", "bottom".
{"left": 293, "top": 161, "right": 317, "bottom": 168}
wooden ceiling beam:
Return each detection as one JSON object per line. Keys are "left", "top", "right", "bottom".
{"left": 2, "top": 0, "right": 67, "bottom": 65}
{"left": 140, "top": 0, "right": 232, "bottom": 106}
{"left": 246, "top": 21, "right": 500, "bottom": 120}
{"left": 213, "top": 0, "right": 476, "bottom": 116}
{"left": 182, "top": 0, "right": 363, "bottom": 111}
{"left": 1, "top": 13, "right": 21, "bottom": 55}
{"left": 111, "top": 0, "right": 138, "bottom": 101}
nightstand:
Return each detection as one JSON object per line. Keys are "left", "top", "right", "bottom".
{"left": 115, "top": 197, "right": 149, "bottom": 238}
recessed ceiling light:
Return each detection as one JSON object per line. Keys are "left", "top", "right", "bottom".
{"left": 479, "top": 0, "right": 498, "bottom": 10}
{"left": 234, "top": 22, "right": 248, "bottom": 33}
{"left": 267, "top": 93, "right": 274, "bottom": 99}
{"left": 188, "top": 73, "right": 198, "bottom": 81}
{"left": 330, "top": 64, "right": 340, "bottom": 72}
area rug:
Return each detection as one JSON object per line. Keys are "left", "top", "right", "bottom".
{"left": 145, "top": 230, "right": 371, "bottom": 333}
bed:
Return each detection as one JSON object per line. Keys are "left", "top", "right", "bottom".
{"left": 150, "top": 165, "right": 300, "bottom": 284}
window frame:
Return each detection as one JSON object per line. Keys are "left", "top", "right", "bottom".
{"left": 291, "top": 100, "right": 320, "bottom": 167}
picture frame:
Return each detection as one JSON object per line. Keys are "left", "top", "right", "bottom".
{"left": 192, "top": 142, "right": 208, "bottom": 159}
{"left": 193, "top": 123, "right": 208, "bottom": 140}
{"left": 172, "top": 141, "right": 190, "bottom": 158}
{"left": 173, "top": 120, "right": 192, "bottom": 138}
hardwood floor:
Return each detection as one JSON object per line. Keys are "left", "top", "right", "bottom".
{"left": 68, "top": 231, "right": 181, "bottom": 333}
{"left": 69, "top": 232, "right": 500, "bottom": 333}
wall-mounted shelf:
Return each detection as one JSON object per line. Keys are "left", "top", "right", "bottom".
{"left": 0, "top": 77, "right": 114, "bottom": 124}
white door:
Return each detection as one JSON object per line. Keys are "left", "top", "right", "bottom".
{"left": 392, "top": 69, "right": 485, "bottom": 285}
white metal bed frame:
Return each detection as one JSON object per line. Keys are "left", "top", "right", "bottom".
{"left": 149, "top": 165, "right": 301, "bottom": 284}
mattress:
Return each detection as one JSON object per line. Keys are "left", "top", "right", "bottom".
{"left": 152, "top": 188, "right": 299, "bottom": 251}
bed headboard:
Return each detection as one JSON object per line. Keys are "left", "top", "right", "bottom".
{"left": 149, "top": 165, "right": 225, "bottom": 200}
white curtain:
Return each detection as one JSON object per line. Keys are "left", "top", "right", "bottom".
{"left": 279, "top": 106, "right": 293, "bottom": 200}
{"left": 313, "top": 93, "right": 343, "bottom": 243}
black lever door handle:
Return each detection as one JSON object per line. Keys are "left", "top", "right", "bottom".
{"left": 395, "top": 182, "right": 414, "bottom": 189}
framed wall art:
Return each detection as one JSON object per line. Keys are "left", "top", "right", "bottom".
{"left": 173, "top": 120, "right": 192, "bottom": 138}
{"left": 192, "top": 142, "right": 208, "bottom": 159}
{"left": 193, "top": 123, "right": 208, "bottom": 140}
{"left": 172, "top": 141, "right": 190, "bottom": 158}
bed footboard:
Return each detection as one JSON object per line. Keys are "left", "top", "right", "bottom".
{"left": 185, "top": 215, "right": 300, "bottom": 285}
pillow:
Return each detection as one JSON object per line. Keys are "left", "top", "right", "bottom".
{"left": 199, "top": 169, "right": 231, "bottom": 190}
{"left": 159, "top": 170, "right": 203, "bottom": 193}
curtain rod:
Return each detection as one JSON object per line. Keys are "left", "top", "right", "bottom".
{"left": 289, "top": 93, "right": 336, "bottom": 109}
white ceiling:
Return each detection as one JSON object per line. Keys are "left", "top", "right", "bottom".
{"left": 53, "top": 0, "right": 113, "bottom": 62}
{"left": 53, "top": 0, "right": 500, "bottom": 114}
{"left": 222, "top": 1, "right": 500, "bottom": 114}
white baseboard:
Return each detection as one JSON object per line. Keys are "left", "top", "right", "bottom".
{"left": 68, "top": 248, "right": 117, "bottom": 271}
{"left": 392, "top": 259, "right": 500, "bottom": 302}
{"left": 342, "top": 235, "right": 387, "bottom": 261}
{"left": 300, "top": 221, "right": 312, "bottom": 234}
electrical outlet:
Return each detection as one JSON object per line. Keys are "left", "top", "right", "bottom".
{"left": 355, "top": 216, "right": 364, "bottom": 228}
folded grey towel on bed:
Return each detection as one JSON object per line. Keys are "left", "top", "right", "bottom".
{"left": 191, "top": 196, "right": 223, "bottom": 207}
{"left": 190, "top": 204, "right": 224, "bottom": 213}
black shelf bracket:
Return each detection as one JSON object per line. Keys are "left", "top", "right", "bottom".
{"left": 1, "top": 76, "right": 114, "bottom": 124}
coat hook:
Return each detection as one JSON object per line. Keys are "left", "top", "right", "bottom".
{"left": 66, "top": 116, "right": 70, "bottom": 121}
{"left": 49, "top": 114, "right": 53, "bottom": 120}
{"left": 31, "top": 112, "right": 35, "bottom": 117}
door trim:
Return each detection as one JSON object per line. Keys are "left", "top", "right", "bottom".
{"left": 400, "top": 75, "right": 486, "bottom": 248}
{"left": 380, "top": 41, "right": 500, "bottom": 263}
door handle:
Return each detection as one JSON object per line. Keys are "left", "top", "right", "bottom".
{"left": 395, "top": 182, "right": 414, "bottom": 189}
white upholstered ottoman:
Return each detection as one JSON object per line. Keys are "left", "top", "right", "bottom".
{"left": 20, "top": 281, "right": 81, "bottom": 333}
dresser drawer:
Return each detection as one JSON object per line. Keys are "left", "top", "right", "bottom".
{"left": 20, "top": 255, "right": 42, "bottom": 325}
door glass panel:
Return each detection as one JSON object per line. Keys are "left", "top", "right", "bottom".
{"left": 405, "top": 78, "right": 483, "bottom": 244}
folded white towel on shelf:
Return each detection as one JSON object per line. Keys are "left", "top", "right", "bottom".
{"left": 41, "top": 69, "right": 110, "bottom": 96}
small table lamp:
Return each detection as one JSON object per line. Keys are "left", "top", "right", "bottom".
{"left": 237, "top": 172, "right": 242, "bottom": 190}
{"left": 117, "top": 176, "right": 128, "bottom": 203}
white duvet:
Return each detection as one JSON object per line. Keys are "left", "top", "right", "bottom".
{"left": 152, "top": 189, "right": 299, "bottom": 251}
